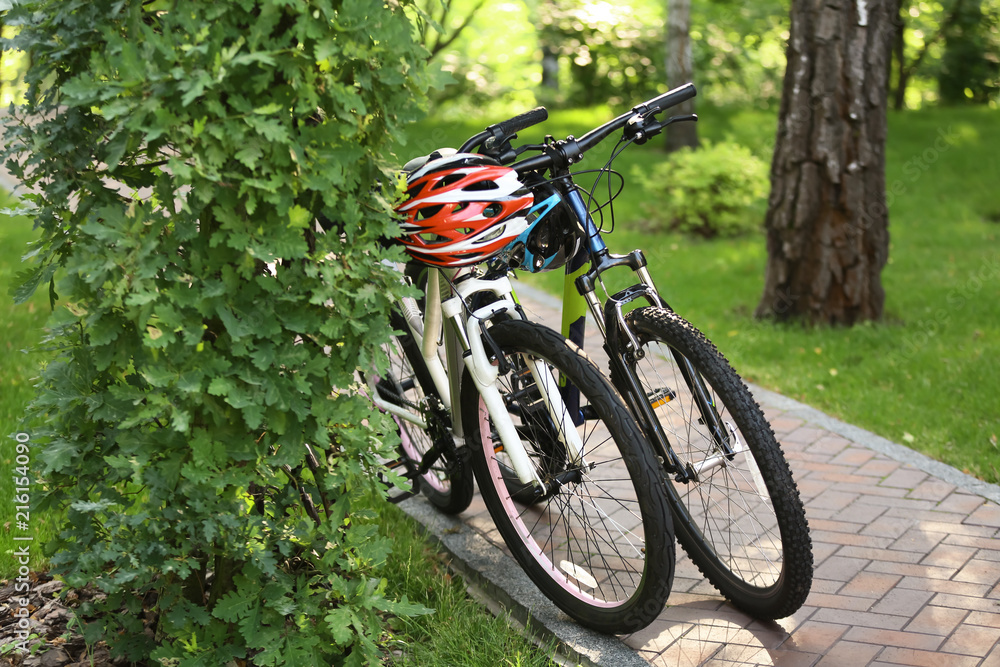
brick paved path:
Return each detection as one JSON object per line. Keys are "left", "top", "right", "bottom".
{"left": 455, "top": 286, "right": 1000, "bottom": 667}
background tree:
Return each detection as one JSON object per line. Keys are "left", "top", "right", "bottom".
{"left": 536, "top": 0, "right": 664, "bottom": 107}
{"left": 665, "top": 0, "right": 698, "bottom": 150}
{"left": 5, "top": 0, "right": 431, "bottom": 663}
{"left": 756, "top": 0, "right": 900, "bottom": 325}
{"left": 414, "top": 0, "right": 490, "bottom": 59}
{"left": 891, "top": 0, "right": 1000, "bottom": 108}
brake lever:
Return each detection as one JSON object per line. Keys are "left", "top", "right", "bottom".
{"left": 630, "top": 113, "right": 698, "bottom": 145}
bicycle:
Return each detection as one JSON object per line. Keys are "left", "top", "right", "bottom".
{"left": 452, "top": 83, "right": 813, "bottom": 620}
{"left": 364, "top": 157, "right": 676, "bottom": 633}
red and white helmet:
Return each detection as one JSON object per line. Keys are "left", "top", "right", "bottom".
{"left": 395, "top": 153, "right": 534, "bottom": 268}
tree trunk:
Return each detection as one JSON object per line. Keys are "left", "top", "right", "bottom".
{"left": 541, "top": 44, "right": 559, "bottom": 90}
{"left": 755, "top": 0, "right": 899, "bottom": 326}
{"left": 893, "top": 1, "right": 908, "bottom": 110}
{"left": 665, "top": 0, "right": 697, "bottom": 152}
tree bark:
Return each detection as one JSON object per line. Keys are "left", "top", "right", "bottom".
{"left": 755, "top": 0, "right": 899, "bottom": 326}
{"left": 665, "top": 0, "right": 698, "bottom": 152}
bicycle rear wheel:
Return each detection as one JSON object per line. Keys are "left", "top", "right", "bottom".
{"left": 619, "top": 306, "right": 812, "bottom": 619}
{"left": 375, "top": 310, "right": 473, "bottom": 514}
{"left": 463, "top": 319, "right": 674, "bottom": 634}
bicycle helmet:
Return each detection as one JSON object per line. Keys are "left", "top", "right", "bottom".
{"left": 395, "top": 153, "right": 534, "bottom": 268}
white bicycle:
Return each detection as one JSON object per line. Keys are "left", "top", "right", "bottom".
{"left": 365, "top": 152, "right": 676, "bottom": 633}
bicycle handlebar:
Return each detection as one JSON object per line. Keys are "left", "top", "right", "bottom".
{"left": 497, "top": 106, "right": 549, "bottom": 138}
{"left": 495, "top": 83, "right": 697, "bottom": 174}
{"left": 457, "top": 107, "right": 550, "bottom": 155}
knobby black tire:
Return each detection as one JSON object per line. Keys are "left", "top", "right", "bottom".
{"left": 462, "top": 319, "right": 675, "bottom": 634}
{"left": 379, "top": 310, "right": 474, "bottom": 514}
{"left": 620, "top": 307, "right": 812, "bottom": 620}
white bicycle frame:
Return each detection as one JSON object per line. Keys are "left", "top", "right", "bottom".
{"left": 368, "top": 265, "right": 585, "bottom": 489}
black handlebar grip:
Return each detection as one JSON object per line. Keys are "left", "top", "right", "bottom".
{"left": 646, "top": 83, "right": 697, "bottom": 115}
{"left": 495, "top": 106, "right": 549, "bottom": 136}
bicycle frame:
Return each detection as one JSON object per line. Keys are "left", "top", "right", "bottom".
{"left": 553, "top": 186, "right": 732, "bottom": 483}
{"left": 367, "top": 265, "right": 586, "bottom": 490}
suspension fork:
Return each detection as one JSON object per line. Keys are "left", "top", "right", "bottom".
{"left": 446, "top": 274, "right": 585, "bottom": 488}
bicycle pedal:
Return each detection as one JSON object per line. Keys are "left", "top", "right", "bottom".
{"left": 648, "top": 387, "right": 676, "bottom": 408}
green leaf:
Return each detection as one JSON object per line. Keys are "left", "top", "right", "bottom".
{"left": 212, "top": 591, "right": 254, "bottom": 623}
{"left": 287, "top": 205, "right": 312, "bottom": 229}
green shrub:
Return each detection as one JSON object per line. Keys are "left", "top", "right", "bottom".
{"left": 633, "top": 140, "right": 769, "bottom": 238}
{"left": 4, "top": 1, "right": 431, "bottom": 664}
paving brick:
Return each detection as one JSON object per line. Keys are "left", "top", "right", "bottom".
{"left": 967, "top": 611, "right": 1000, "bottom": 629}
{"left": 835, "top": 546, "right": 924, "bottom": 565}
{"left": 931, "top": 592, "right": 1000, "bottom": 613}
{"left": 855, "top": 459, "right": 901, "bottom": 478}
{"left": 879, "top": 467, "right": 929, "bottom": 490}
{"left": 829, "top": 447, "right": 877, "bottom": 467}
{"left": 782, "top": 427, "right": 829, "bottom": 445}
{"left": 749, "top": 605, "right": 817, "bottom": 638}
{"left": 906, "top": 479, "right": 956, "bottom": 502}
{"left": 849, "top": 495, "right": 937, "bottom": 511}
{"left": 824, "top": 482, "right": 911, "bottom": 499}
{"left": 623, "top": 617, "right": 694, "bottom": 654}
{"left": 810, "top": 471, "right": 888, "bottom": 486}
{"left": 810, "top": 578, "right": 845, "bottom": 595}
{"left": 813, "top": 555, "right": 869, "bottom": 582}
{"left": 814, "top": 640, "right": 882, "bottom": 667}
{"left": 841, "top": 504, "right": 893, "bottom": 528}
{"left": 876, "top": 647, "right": 979, "bottom": 667}
{"left": 770, "top": 417, "right": 806, "bottom": 435}
{"left": 895, "top": 575, "right": 991, "bottom": 598}
{"left": 842, "top": 626, "right": 943, "bottom": 651}
{"left": 797, "top": 478, "right": 834, "bottom": 499}
{"left": 968, "top": 503, "right": 1000, "bottom": 528}
{"left": 936, "top": 493, "right": 987, "bottom": 514}
{"left": 810, "top": 541, "right": 842, "bottom": 565}
{"left": 861, "top": 506, "right": 914, "bottom": 538}
{"left": 703, "top": 644, "right": 774, "bottom": 666}
{"left": 765, "top": 649, "right": 823, "bottom": 667}
{"left": 918, "top": 519, "right": 1000, "bottom": 539}
{"left": 903, "top": 605, "right": 968, "bottom": 635}
{"left": 984, "top": 644, "right": 1000, "bottom": 667}
{"left": 839, "top": 571, "right": 902, "bottom": 599}
{"left": 807, "top": 518, "right": 866, "bottom": 535}
{"left": 785, "top": 621, "right": 848, "bottom": 653}
{"left": 888, "top": 526, "right": 947, "bottom": 553}
{"left": 944, "top": 532, "right": 1000, "bottom": 550}
{"left": 809, "top": 529, "right": 893, "bottom": 549}
{"left": 805, "top": 435, "right": 851, "bottom": 457}
{"left": 920, "top": 543, "right": 977, "bottom": 569}
{"left": 684, "top": 625, "right": 786, "bottom": 650}
{"left": 654, "top": 637, "right": 724, "bottom": 666}
{"left": 866, "top": 560, "right": 957, "bottom": 580}
{"left": 811, "top": 608, "right": 908, "bottom": 631}
{"left": 953, "top": 555, "right": 1000, "bottom": 585}
{"left": 870, "top": 587, "right": 935, "bottom": 617}
{"left": 940, "top": 623, "right": 1000, "bottom": 656}
{"left": 804, "top": 593, "right": 872, "bottom": 612}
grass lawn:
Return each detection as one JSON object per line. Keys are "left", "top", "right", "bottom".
{"left": 404, "top": 103, "right": 1000, "bottom": 484}
{"left": 0, "top": 192, "right": 58, "bottom": 575}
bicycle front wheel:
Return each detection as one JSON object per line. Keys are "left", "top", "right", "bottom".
{"left": 621, "top": 307, "right": 812, "bottom": 620}
{"left": 462, "top": 319, "right": 674, "bottom": 634}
